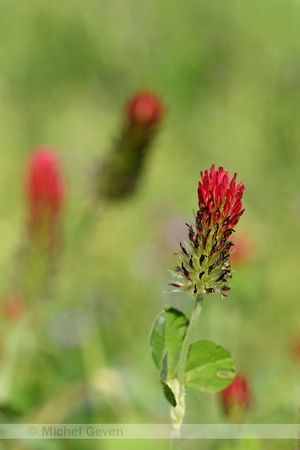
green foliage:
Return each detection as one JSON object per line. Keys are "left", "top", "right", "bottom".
{"left": 159, "top": 352, "right": 177, "bottom": 407}
{"left": 151, "top": 306, "right": 235, "bottom": 396}
{"left": 150, "top": 306, "right": 189, "bottom": 379}
{"left": 185, "top": 340, "right": 235, "bottom": 392}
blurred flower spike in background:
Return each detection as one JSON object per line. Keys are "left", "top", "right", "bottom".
{"left": 219, "top": 373, "right": 251, "bottom": 420}
{"left": 170, "top": 165, "right": 245, "bottom": 297}
{"left": 127, "top": 90, "right": 163, "bottom": 127}
{"left": 96, "top": 90, "right": 164, "bottom": 201}
{"left": 25, "top": 148, "right": 65, "bottom": 236}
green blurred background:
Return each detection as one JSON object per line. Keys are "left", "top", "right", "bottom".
{"left": 0, "top": 0, "right": 299, "bottom": 449}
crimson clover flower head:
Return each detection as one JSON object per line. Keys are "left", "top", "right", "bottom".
{"left": 219, "top": 373, "right": 251, "bottom": 419}
{"left": 198, "top": 165, "right": 245, "bottom": 228}
{"left": 127, "top": 90, "right": 163, "bottom": 126}
{"left": 25, "top": 147, "right": 64, "bottom": 231}
{"left": 170, "top": 165, "right": 245, "bottom": 297}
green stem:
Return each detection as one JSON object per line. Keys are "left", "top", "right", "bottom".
{"left": 170, "top": 293, "right": 205, "bottom": 449}
{"left": 178, "top": 294, "right": 204, "bottom": 388}
{"left": 170, "top": 427, "right": 180, "bottom": 450}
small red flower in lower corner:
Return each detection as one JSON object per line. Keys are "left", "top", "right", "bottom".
{"left": 219, "top": 373, "right": 251, "bottom": 420}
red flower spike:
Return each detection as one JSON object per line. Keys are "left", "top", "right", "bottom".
{"left": 170, "top": 165, "right": 245, "bottom": 297}
{"left": 25, "top": 148, "right": 64, "bottom": 232}
{"left": 219, "top": 373, "right": 251, "bottom": 420}
{"left": 127, "top": 91, "right": 163, "bottom": 126}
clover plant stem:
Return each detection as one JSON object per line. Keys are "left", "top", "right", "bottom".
{"left": 170, "top": 293, "right": 205, "bottom": 449}
{"left": 170, "top": 428, "right": 180, "bottom": 450}
{"left": 178, "top": 293, "right": 204, "bottom": 388}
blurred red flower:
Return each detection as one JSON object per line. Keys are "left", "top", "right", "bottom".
{"left": 25, "top": 148, "right": 64, "bottom": 233}
{"left": 2, "top": 294, "right": 24, "bottom": 320}
{"left": 292, "top": 335, "right": 300, "bottom": 360}
{"left": 231, "top": 233, "right": 254, "bottom": 267}
{"left": 219, "top": 373, "right": 251, "bottom": 420}
{"left": 127, "top": 91, "right": 163, "bottom": 126}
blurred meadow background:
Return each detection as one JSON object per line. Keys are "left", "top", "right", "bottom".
{"left": 0, "top": 0, "right": 299, "bottom": 449}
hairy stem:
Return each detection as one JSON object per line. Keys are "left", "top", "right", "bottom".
{"left": 170, "top": 293, "right": 205, "bottom": 448}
